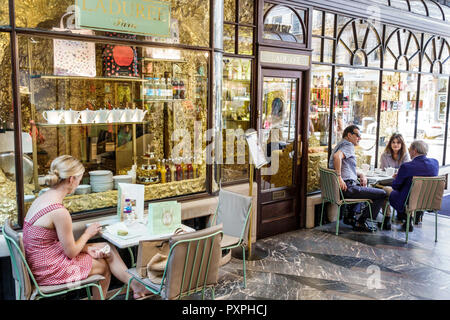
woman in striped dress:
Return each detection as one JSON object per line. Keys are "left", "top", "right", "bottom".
{"left": 23, "top": 155, "right": 147, "bottom": 299}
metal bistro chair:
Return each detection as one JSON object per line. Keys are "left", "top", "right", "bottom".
{"left": 319, "top": 167, "right": 374, "bottom": 235}
{"left": 381, "top": 176, "right": 446, "bottom": 243}
{"left": 2, "top": 219, "right": 105, "bottom": 300}
{"left": 125, "top": 224, "right": 223, "bottom": 300}
{"left": 210, "top": 189, "right": 253, "bottom": 288}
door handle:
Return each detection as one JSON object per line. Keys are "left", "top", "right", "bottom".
{"left": 297, "top": 135, "right": 302, "bottom": 165}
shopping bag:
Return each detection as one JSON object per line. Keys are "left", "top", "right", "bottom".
{"left": 148, "top": 201, "right": 182, "bottom": 236}
{"left": 53, "top": 12, "right": 96, "bottom": 77}
{"left": 136, "top": 238, "right": 170, "bottom": 279}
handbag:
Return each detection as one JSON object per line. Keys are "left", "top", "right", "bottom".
{"left": 135, "top": 228, "right": 185, "bottom": 282}
{"left": 53, "top": 11, "right": 96, "bottom": 77}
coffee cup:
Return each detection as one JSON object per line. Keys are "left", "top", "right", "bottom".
{"left": 386, "top": 167, "right": 395, "bottom": 176}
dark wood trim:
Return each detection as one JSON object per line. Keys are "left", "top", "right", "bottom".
{"left": 374, "top": 25, "right": 386, "bottom": 168}
{"left": 9, "top": 0, "right": 25, "bottom": 228}
{"left": 207, "top": 0, "right": 215, "bottom": 194}
{"left": 443, "top": 76, "right": 450, "bottom": 165}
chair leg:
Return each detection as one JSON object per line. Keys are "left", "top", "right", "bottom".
{"left": 381, "top": 201, "right": 389, "bottom": 230}
{"left": 211, "top": 287, "right": 215, "bottom": 300}
{"left": 86, "top": 287, "right": 92, "bottom": 300}
{"left": 125, "top": 277, "right": 133, "bottom": 300}
{"left": 406, "top": 213, "right": 411, "bottom": 243}
{"left": 435, "top": 211, "right": 438, "bottom": 243}
{"left": 367, "top": 203, "right": 374, "bottom": 233}
{"left": 336, "top": 205, "right": 341, "bottom": 236}
{"left": 242, "top": 244, "right": 247, "bottom": 288}
{"left": 320, "top": 200, "right": 325, "bottom": 226}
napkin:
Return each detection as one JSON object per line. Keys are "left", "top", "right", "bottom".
{"left": 105, "top": 222, "right": 134, "bottom": 239}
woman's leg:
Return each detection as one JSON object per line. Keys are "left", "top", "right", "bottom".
{"left": 97, "top": 243, "right": 148, "bottom": 297}
{"left": 88, "top": 257, "right": 111, "bottom": 300}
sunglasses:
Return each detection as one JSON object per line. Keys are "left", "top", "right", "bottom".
{"left": 351, "top": 131, "right": 361, "bottom": 138}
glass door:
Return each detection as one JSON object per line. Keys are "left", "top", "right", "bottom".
{"left": 257, "top": 69, "right": 302, "bottom": 239}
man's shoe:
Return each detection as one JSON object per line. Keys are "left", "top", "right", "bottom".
{"left": 414, "top": 212, "right": 423, "bottom": 225}
{"left": 379, "top": 220, "right": 391, "bottom": 230}
{"left": 353, "top": 221, "right": 377, "bottom": 232}
{"left": 401, "top": 221, "right": 414, "bottom": 232}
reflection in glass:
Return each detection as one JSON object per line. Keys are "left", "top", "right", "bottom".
{"left": 312, "top": 10, "right": 323, "bottom": 36}
{"left": 224, "top": 0, "right": 236, "bottom": 22}
{"left": 417, "top": 75, "right": 448, "bottom": 165}
{"left": 390, "top": 0, "right": 409, "bottom": 11}
{"left": 308, "top": 65, "right": 332, "bottom": 193}
{"left": 263, "top": 5, "right": 304, "bottom": 43}
{"left": 238, "top": 27, "right": 253, "bottom": 55}
{"left": 0, "top": 0, "right": 8, "bottom": 26}
{"left": 409, "top": 0, "right": 427, "bottom": 15}
{"left": 312, "top": 37, "right": 321, "bottom": 62}
{"left": 224, "top": 24, "right": 235, "bottom": 54}
{"left": 379, "top": 72, "right": 418, "bottom": 163}
{"left": 323, "top": 39, "right": 334, "bottom": 63}
{"left": 333, "top": 68, "right": 379, "bottom": 167}
{"left": 239, "top": 0, "right": 254, "bottom": 24}
{"left": 261, "top": 77, "right": 297, "bottom": 190}
{"left": 221, "top": 58, "right": 251, "bottom": 183}
{"left": 324, "top": 13, "right": 335, "bottom": 37}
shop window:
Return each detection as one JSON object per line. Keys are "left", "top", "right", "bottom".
{"left": 17, "top": 35, "right": 209, "bottom": 217}
{"left": 0, "top": 37, "right": 18, "bottom": 226}
{"left": 311, "top": 37, "right": 321, "bottom": 62}
{"left": 224, "top": 0, "right": 236, "bottom": 22}
{"left": 324, "top": 13, "right": 335, "bottom": 38}
{"left": 0, "top": 0, "right": 8, "bottom": 26}
{"left": 221, "top": 58, "right": 251, "bottom": 183}
{"left": 239, "top": 0, "right": 254, "bottom": 24}
{"left": 224, "top": 24, "right": 236, "bottom": 54}
{"left": 238, "top": 27, "right": 253, "bottom": 56}
{"left": 263, "top": 5, "right": 306, "bottom": 44}
{"left": 308, "top": 65, "right": 332, "bottom": 193}
{"left": 224, "top": 0, "right": 255, "bottom": 55}
{"left": 417, "top": 75, "right": 448, "bottom": 165}
{"left": 336, "top": 19, "right": 381, "bottom": 67}
{"left": 15, "top": 0, "right": 210, "bottom": 47}
{"left": 333, "top": 67, "right": 379, "bottom": 167}
{"left": 384, "top": 28, "right": 420, "bottom": 72}
{"left": 379, "top": 72, "right": 418, "bottom": 165}
{"left": 312, "top": 10, "right": 323, "bottom": 36}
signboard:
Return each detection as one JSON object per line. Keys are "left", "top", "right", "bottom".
{"left": 260, "top": 50, "right": 310, "bottom": 67}
{"left": 75, "top": 0, "right": 171, "bottom": 37}
{"left": 245, "top": 131, "right": 269, "bottom": 170}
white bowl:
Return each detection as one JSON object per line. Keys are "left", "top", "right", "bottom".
{"left": 113, "top": 175, "right": 132, "bottom": 180}
{"left": 75, "top": 184, "right": 91, "bottom": 195}
{"left": 89, "top": 170, "right": 113, "bottom": 176}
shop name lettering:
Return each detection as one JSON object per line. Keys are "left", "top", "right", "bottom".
{"left": 78, "top": 0, "right": 169, "bottom": 29}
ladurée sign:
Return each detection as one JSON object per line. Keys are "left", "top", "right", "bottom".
{"left": 75, "top": 0, "right": 171, "bottom": 37}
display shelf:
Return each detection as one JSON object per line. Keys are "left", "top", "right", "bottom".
{"left": 135, "top": 98, "right": 186, "bottom": 102}
{"left": 141, "top": 58, "right": 187, "bottom": 63}
{"left": 35, "top": 121, "right": 147, "bottom": 128}
{"left": 31, "top": 75, "right": 147, "bottom": 82}
{"left": 223, "top": 78, "right": 251, "bottom": 83}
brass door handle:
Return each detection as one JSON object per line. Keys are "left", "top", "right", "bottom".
{"left": 297, "top": 135, "right": 302, "bottom": 165}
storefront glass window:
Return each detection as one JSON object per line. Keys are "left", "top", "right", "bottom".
{"left": 238, "top": 27, "right": 253, "bottom": 55}
{"left": 0, "top": 37, "right": 17, "bottom": 226}
{"left": 308, "top": 65, "right": 332, "bottom": 193}
{"left": 224, "top": 0, "right": 236, "bottom": 22}
{"left": 16, "top": 0, "right": 210, "bottom": 47}
{"left": 263, "top": 5, "right": 304, "bottom": 44}
{"left": 417, "top": 75, "right": 448, "bottom": 165}
{"left": 323, "top": 39, "right": 334, "bottom": 63}
{"left": 18, "top": 35, "right": 209, "bottom": 216}
{"left": 379, "top": 72, "right": 418, "bottom": 164}
{"left": 324, "top": 13, "right": 335, "bottom": 38}
{"left": 0, "top": 0, "right": 8, "bottom": 26}
{"left": 385, "top": 29, "right": 420, "bottom": 71}
{"left": 224, "top": 24, "right": 235, "bottom": 54}
{"left": 221, "top": 58, "right": 251, "bottom": 183}
{"left": 312, "top": 10, "right": 322, "bottom": 36}
{"left": 333, "top": 67, "right": 379, "bottom": 167}
{"left": 311, "top": 37, "right": 321, "bottom": 62}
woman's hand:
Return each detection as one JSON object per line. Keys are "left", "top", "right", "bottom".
{"left": 85, "top": 222, "right": 102, "bottom": 238}
{"left": 86, "top": 245, "right": 111, "bottom": 259}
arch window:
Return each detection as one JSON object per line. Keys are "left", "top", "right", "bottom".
{"left": 423, "top": 36, "right": 450, "bottom": 74}
{"left": 423, "top": 0, "right": 445, "bottom": 19}
{"left": 384, "top": 28, "right": 421, "bottom": 71}
{"left": 263, "top": 4, "right": 306, "bottom": 44}
{"left": 336, "top": 19, "right": 382, "bottom": 67}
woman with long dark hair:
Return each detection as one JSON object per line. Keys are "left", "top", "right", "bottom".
{"left": 380, "top": 133, "right": 410, "bottom": 169}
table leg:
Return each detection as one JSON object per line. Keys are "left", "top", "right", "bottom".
{"left": 128, "top": 247, "right": 136, "bottom": 267}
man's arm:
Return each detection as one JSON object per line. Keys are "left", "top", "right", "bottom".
{"left": 392, "top": 164, "right": 407, "bottom": 190}
{"left": 333, "top": 150, "right": 348, "bottom": 191}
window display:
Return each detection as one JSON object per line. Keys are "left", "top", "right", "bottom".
{"left": 333, "top": 67, "right": 379, "bottom": 167}
{"left": 221, "top": 58, "right": 251, "bottom": 183}
{"left": 16, "top": 35, "right": 208, "bottom": 217}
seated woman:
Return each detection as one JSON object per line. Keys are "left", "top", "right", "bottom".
{"left": 377, "top": 133, "right": 410, "bottom": 230}
{"left": 380, "top": 133, "right": 410, "bottom": 170}
{"left": 23, "top": 155, "right": 147, "bottom": 300}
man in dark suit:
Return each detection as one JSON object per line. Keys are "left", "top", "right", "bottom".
{"left": 389, "top": 140, "right": 439, "bottom": 231}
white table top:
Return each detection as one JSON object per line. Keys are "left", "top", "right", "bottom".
{"left": 86, "top": 217, "right": 196, "bottom": 249}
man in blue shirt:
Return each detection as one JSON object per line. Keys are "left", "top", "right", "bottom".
{"left": 389, "top": 140, "right": 439, "bottom": 232}
{"left": 329, "top": 125, "right": 386, "bottom": 232}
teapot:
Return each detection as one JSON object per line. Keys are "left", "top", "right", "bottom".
{"left": 94, "top": 109, "right": 111, "bottom": 123}
{"left": 63, "top": 109, "right": 81, "bottom": 124}
{"left": 120, "top": 108, "right": 135, "bottom": 123}
{"left": 42, "top": 109, "right": 64, "bottom": 124}
{"left": 79, "top": 109, "right": 96, "bottom": 124}
{"left": 108, "top": 109, "right": 125, "bottom": 123}
{"left": 132, "top": 109, "right": 148, "bottom": 122}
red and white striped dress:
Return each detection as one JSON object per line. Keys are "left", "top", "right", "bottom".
{"left": 22, "top": 203, "right": 93, "bottom": 286}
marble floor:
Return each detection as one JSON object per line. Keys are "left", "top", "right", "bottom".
{"left": 127, "top": 211, "right": 450, "bottom": 300}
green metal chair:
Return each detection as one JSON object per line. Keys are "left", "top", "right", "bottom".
{"left": 319, "top": 167, "right": 374, "bottom": 235}
{"left": 380, "top": 176, "right": 446, "bottom": 243}
{"left": 125, "top": 224, "right": 223, "bottom": 300}
{"left": 210, "top": 189, "right": 253, "bottom": 288}
{"left": 2, "top": 219, "right": 105, "bottom": 300}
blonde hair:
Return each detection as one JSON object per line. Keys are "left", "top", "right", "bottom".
{"left": 44, "top": 155, "right": 85, "bottom": 187}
